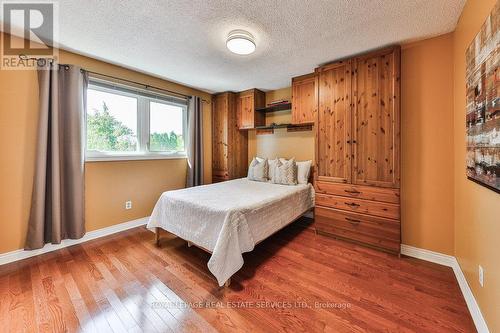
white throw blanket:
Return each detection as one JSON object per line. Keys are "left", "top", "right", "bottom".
{"left": 147, "top": 178, "right": 314, "bottom": 286}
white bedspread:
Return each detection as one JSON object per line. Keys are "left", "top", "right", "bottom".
{"left": 147, "top": 178, "right": 314, "bottom": 286}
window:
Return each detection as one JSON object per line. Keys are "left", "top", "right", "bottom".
{"left": 85, "top": 80, "right": 188, "bottom": 161}
{"left": 149, "top": 101, "right": 185, "bottom": 152}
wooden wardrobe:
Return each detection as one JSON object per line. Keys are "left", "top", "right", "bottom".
{"left": 212, "top": 92, "right": 248, "bottom": 183}
{"left": 314, "top": 46, "right": 401, "bottom": 254}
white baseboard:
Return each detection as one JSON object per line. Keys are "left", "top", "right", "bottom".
{"left": 400, "top": 244, "right": 456, "bottom": 266}
{"left": 401, "top": 244, "right": 489, "bottom": 333}
{"left": 0, "top": 216, "right": 149, "bottom": 266}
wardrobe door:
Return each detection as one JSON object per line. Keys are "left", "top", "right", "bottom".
{"left": 292, "top": 73, "right": 318, "bottom": 124}
{"left": 212, "top": 93, "right": 229, "bottom": 181}
{"left": 237, "top": 89, "right": 265, "bottom": 129}
{"left": 316, "top": 61, "right": 353, "bottom": 184}
{"left": 237, "top": 92, "right": 254, "bottom": 129}
{"left": 227, "top": 93, "right": 248, "bottom": 178}
{"left": 352, "top": 46, "right": 401, "bottom": 188}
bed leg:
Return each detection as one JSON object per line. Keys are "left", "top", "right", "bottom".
{"left": 187, "top": 241, "right": 192, "bottom": 247}
{"left": 224, "top": 278, "right": 231, "bottom": 287}
{"left": 155, "top": 227, "right": 160, "bottom": 247}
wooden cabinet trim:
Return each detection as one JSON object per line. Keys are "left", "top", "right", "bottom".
{"left": 292, "top": 72, "right": 316, "bottom": 82}
{"left": 353, "top": 45, "right": 401, "bottom": 61}
{"left": 315, "top": 59, "right": 350, "bottom": 73}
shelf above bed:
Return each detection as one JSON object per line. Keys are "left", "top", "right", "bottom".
{"left": 255, "top": 102, "right": 292, "bottom": 113}
{"left": 255, "top": 123, "right": 313, "bottom": 135}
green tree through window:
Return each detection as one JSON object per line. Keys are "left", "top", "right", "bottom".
{"left": 86, "top": 102, "right": 136, "bottom": 151}
{"left": 150, "top": 131, "right": 184, "bottom": 151}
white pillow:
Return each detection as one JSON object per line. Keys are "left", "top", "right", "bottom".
{"left": 247, "top": 157, "right": 268, "bottom": 182}
{"left": 279, "top": 158, "right": 312, "bottom": 184}
{"left": 271, "top": 158, "right": 297, "bottom": 185}
{"left": 296, "top": 160, "right": 312, "bottom": 184}
{"left": 253, "top": 156, "right": 278, "bottom": 181}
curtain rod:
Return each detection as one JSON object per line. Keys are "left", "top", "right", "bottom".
{"left": 18, "top": 55, "right": 210, "bottom": 103}
{"left": 87, "top": 71, "right": 211, "bottom": 104}
{"left": 85, "top": 70, "right": 192, "bottom": 100}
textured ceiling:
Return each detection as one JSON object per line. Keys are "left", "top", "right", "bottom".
{"left": 5, "top": 0, "right": 466, "bottom": 93}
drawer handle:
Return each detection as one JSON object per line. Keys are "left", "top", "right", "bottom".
{"left": 345, "top": 202, "right": 360, "bottom": 207}
{"left": 345, "top": 217, "right": 361, "bottom": 224}
{"left": 344, "top": 189, "right": 361, "bottom": 194}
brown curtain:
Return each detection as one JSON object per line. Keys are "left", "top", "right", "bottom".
{"left": 186, "top": 96, "right": 204, "bottom": 187}
{"left": 25, "top": 64, "right": 88, "bottom": 250}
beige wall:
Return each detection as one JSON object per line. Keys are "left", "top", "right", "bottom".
{"left": 248, "top": 87, "right": 315, "bottom": 161}
{"left": 401, "top": 34, "right": 455, "bottom": 255}
{"left": 85, "top": 160, "right": 187, "bottom": 232}
{"left": 0, "top": 33, "right": 212, "bottom": 253}
{"left": 452, "top": 0, "right": 500, "bottom": 330}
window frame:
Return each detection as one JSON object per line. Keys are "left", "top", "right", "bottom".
{"left": 85, "top": 79, "right": 188, "bottom": 162}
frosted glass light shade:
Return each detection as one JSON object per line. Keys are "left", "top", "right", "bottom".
{"left": 226, "top": 30, "right": 256, "bottom": 55}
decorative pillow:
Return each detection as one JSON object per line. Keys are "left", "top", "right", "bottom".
{"left": 296, "top": 160, "right": 312, "bottom": 184}
{"left": 247, "top": 157, "right": 268, "bottom": 182}
{"left": 279, "top": 158, "right": 312, "bottom": 184}
{"left": 267, "top": 157, "right": 279, "bottom": 181}
{"left": 271, "top": 158, "right": 297, "bottom": 185}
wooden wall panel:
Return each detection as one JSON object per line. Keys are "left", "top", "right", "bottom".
{"left": 353, "top": 47, "right": 401, "bottom": 188}
{"left": 316, "top": 61, "right": 352, "bottom": 184}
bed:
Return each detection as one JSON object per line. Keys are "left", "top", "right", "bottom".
{"left": 147, "top": 177, "right": 315, "bottom": 287}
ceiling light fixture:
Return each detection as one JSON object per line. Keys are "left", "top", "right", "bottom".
{"left": 226, "top": 30, "right": 256, "bottom": 55}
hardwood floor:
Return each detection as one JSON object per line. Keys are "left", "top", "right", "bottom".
{"left": 0, "top": 219, "right": 475, "bottom": 333}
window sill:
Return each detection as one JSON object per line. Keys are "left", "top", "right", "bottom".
{"left": 85, "top": 153, "right": 188, "bottom": 162}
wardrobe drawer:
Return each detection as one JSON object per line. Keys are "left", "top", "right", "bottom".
{"left": 316, "top": 193, "right": 400, "bottom": 220}
{"left": 315, "top": 207, "right": 400, "bottom": 252}
{"left": 315, "top": 181, "right": 400, "bottom": 204}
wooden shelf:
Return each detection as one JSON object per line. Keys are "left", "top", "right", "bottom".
{"left": 254, "top": 123, "right": 313, "bottom": 135}
{"left": 255, "top": 123, "right": 290, "bottom": 130}
{"left": 255, "top": 102, "right": 292, "bottom": 113}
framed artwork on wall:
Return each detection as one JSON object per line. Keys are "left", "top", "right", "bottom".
{"left": 465, "top": 0, "right": 499, "bottom": 193}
